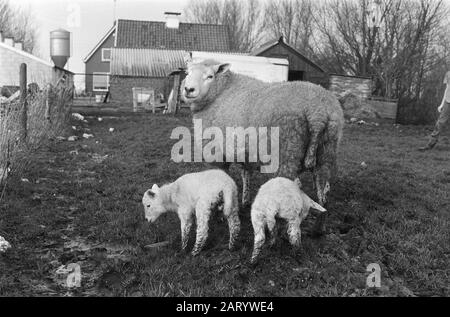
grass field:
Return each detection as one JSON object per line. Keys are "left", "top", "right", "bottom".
{"left": 0, "top": 113, "right": 448, "bottom": 296}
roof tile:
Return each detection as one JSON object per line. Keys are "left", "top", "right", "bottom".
{"left": 116, "top": 19, "right": 231, "bottom": 52}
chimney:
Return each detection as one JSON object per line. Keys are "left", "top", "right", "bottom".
{"left": 165, "top": 12, "right": 181, "bottom": 29}
{"left": 4, "top": 37, "right": 14, "bottom": 46}
{"left": 14, "top": 41, "right": 23, "bottom": 50}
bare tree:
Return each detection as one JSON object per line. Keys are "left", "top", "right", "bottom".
{"left": 313, "top": 0, "right": 447, "bottom": 99}
{"left": 264, "top": 0, "right": 316, "bottom": 57}
{"left": 185, "top": 0, "right": 449, "bottom": 122}
{"left": 184, "top": 0, "right": 264, "bottom": 52}
{"left": 0, "top": 0, "right": 36, "bottom": 53}
{"left": 0, "top": 0, "right": 12, "bottom": 30}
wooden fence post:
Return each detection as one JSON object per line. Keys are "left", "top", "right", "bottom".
{"left": 173, "top": 73, "right": 180, "bottom": 114}
{"left": 20, "top": 63, "right": 27, "bottom": 142}
{"left": 45, "top": 83, "right": 52, "bottom": 123}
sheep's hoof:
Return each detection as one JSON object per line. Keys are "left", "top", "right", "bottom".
{"left": 268, "top": 239, "right": 277, "bottom": 249}
{"left": 249, "top": 258, "right": 259, "bottom": 267}
{"left": 242, "top": 200, "right": 251, "bottom": 209}
{"left": 178, "top": 248, "right": 188, "bottom": 256}
{"left": 191, "top": 250, "right": 200, "bottom": 257}
{"left": 304, "top": 156, "right": 316, "bottom": 169}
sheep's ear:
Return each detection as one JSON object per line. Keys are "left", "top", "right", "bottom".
{"left": 309, "top": 200, "right": 326, "bottom": 213}
{"left": 213, "top": 63, "right": 231, "bottom": 75}
{"left": 146, "top": 190, "right": 155, "bottom": 198}
{"left": 184, "top": 51, "right": 193, "bottom": 64}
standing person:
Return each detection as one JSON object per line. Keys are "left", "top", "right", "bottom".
{"left": 419, "top": 71, "right": 450, "bottom": 151}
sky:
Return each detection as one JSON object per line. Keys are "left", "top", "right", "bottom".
{"left": 13, "top": 0, "right": 190, "bottom": 88}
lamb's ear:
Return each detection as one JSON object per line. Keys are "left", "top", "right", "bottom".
{"left": 151, "top": 184, "right": 159, "bottom": 193}
{"left": 213, "top": 63, "right": 231, "bottom": 75}
{"left": 309, "top": 199, "right": 326, "bottom": 213}
{"left": 146, "top": 189, "right": 155, "bottom": 198}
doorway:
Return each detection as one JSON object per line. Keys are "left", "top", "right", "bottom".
{"left": 288, "top": 70, "right": 305, "bottom": 81}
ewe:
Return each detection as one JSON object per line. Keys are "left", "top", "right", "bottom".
{"left": 142, "top": 169, "right": 240, "bottom": 256}
{"left": 250, "top": 177, "right": 326, "bottom": 263}
{"left": 181, "top": 59, "right": 344, "bottom": 235}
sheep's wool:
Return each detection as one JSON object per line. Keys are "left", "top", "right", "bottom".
{"left": 142, "top": 169, "right": 240, "bottom": 255}
{"left": 250, "top": 177, "right": 326, "bottom": 262}
{"left": 0, "top": 236, "right": 11, "bottom": 252}
{"left": 190, "top": 66, "right": 344, "bottom": 177}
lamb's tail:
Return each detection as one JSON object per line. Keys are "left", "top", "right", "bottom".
{"left": 306, "top": 195, "right": 327, "bottom": 213}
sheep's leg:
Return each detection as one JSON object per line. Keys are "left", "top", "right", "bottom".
{"left": 241, "top": 168, "right": 251, "bottom": 207}
{"left": 250, "top": 212, "right": 266, "bottom": 264}
{"left": 222, "top": 186, "right": 240, "bottom": 250}
{"left": 192, "top": 202, "right": 211, "bottom": 256}
{"left": 225, "top": 211, "right": 240, "bottom": 251}
{"left": 266, "top": 216, "right": 277, "bottom": 247}
{"left": 312, "top": 169, "right": 330, "bottom": 237}
{"left": 179, "top": 212, "right": 193, "bottom": 251}
{"left": 304, "top": 123, "right": 325, "bottom": 170}
{"left": 287, "top": 217, "right": 302, "bottom": 249}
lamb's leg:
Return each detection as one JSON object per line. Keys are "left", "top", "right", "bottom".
{"left": 179, "top": 212, "right": 193, "bottom": 251}
{"left": 241, "top": 168, "right": 251, "bottom": 207}
{"left": 250, "top": 212, "right": 266, "bottom": 264}
{"left": 304, "top": 122, "right": 325, "bottom": 170}
{"left": 312, "top": 168, "right": 330, "bottom": 237}
{"left": 191, "top": 202, "right": 212, "bottom": 256}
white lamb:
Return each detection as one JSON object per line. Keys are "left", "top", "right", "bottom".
{"left": 250, "top": 177, "right": 326, "bottom": 263}
{"left": 142, "top": 169, "right": 240, "bottom": 256}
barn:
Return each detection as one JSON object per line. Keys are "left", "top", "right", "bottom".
{"left": 252, "top": 37, "right": 328, "bottom": 87}
{"left": 109, "top": 48, "right": 186, "bottom": 107}
{"left": 251, "top": 37, "right": 398, "bottom": 121}
{"left": 83, "top": 13, "right": 233, "bottom": 105}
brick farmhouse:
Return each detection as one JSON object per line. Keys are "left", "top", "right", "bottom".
{"left": 83, "top": 13, "right": 233, "bottom": 106}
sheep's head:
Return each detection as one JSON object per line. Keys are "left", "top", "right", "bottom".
{"left": 181, "top": 59, "right": 231, "bottom": 111}
{"left": 142, "top": 184, "right": 166, "bottom": 223}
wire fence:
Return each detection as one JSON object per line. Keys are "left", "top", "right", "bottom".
{"left": 0, "top": 78, "right": 73, "bottom": 202}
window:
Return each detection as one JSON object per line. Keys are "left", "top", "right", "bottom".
{"left": 93, "top": 72, "right": 109, "bottom": 91}
{"left": 101, "top": 48, "right": 111, "bottom": 62}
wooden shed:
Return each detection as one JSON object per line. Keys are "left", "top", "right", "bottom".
{"left": 252, "top": 37, "right": 328, "bottom": 87}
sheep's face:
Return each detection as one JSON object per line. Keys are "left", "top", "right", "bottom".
{"left": 182, "top": 62, "right": 230, "bottom": 109}
{"left": 142, "top": 185, "right": 165, "bottom": 223}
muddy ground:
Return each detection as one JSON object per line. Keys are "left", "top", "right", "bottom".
{"left": 0, "top": 114, "right": 448, "bottom": 296}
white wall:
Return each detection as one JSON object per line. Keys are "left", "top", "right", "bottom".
{"left": 191, "top": 52, "right": 289, "bottom": 83}
{"left": 0, "top": 42, "right": 53, "bottom": 87}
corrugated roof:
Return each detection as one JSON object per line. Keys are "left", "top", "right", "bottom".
{"left": 251, "top": 39, "right": 279, "bottom": 56}
{"left": 116, "top": 19, "right": 232, "bottom": 52}
{"left": 110, "top": 48, "right": 187, "bottom": 77}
